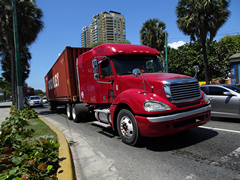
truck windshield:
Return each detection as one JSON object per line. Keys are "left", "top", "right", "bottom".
{"left": 111, "top": 55, "right": 164, "bottom": 75}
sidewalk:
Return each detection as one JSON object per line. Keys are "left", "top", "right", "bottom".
{"left": 0, "top": 102, "right": 121, "bottom": 180}
{"left": 0, "top": 101, "right": 12, "bottom": 124}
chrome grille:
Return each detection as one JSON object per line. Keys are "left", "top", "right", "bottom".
{"left": 163, "top": 78, "right": 202, "bottom": 103}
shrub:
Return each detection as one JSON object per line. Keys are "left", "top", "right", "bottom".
{"left": 0, "top": 106, "right": 60, "bottom": 180}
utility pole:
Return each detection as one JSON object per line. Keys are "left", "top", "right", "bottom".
{"left": 165, "top": 32, "right": 168, "bottom": 73}
{"left": 13, "top": 0, "right": 23, "bottom": 110}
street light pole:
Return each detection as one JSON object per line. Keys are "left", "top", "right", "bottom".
{"left": 165, "top": 32, "right": 168, "bottom": 73}
{"left": 12, "top": 0, "right": 23, "bottom": 110}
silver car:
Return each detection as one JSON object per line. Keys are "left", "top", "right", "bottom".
{"left": 41, "top": 96, "right": 48, "bottom": 103}
{"left": 200, "top": 84, "right": 240, "bottom": 119}
{"left": 27, "top": 96, "right": 43, "bottom": 107}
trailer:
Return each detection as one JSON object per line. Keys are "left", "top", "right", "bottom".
{"left": 45, "top": 46, "right": 91, "bottom": 109}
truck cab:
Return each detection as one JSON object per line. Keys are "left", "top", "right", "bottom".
{"left": 76, "top": 44, "right": 211, "bottom": 145}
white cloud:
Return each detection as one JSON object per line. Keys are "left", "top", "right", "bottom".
{"left": 168, "top": 41, "right": 186, "bottom": 49}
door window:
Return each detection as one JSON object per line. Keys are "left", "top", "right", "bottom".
{"left": 209, "top": 87, "right": 229, "bottom": 96}
{"left": 200, "top": 87, "right": 208, "bottom": 95}
{"left": 101, "top": 60, "right": 112, "bottom": 78}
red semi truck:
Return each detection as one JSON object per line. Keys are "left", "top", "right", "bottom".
{"left": 45, "top": 44, "right": 211, "bottom": 145}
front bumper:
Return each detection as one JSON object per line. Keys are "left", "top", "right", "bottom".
{"left": 136, "top": 104, "right": 211, "bottom": 137}
{"left": 28, "top": 102, "right": 43, "bottom": 107}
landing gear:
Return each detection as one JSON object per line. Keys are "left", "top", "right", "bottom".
{"left": 48, "top": 101, "right": 57, "bottom": 110}
{"left": 117, "top": 109, "right": 142, "bottom": 146}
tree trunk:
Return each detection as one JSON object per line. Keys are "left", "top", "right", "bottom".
{"left": 200, "top": 36, "right": 210, "bottom": 84}
{"left": 10, "top": 47, "right": 16, "bottom": 106}
{"left": 4, "top": 92, "right": 6, "bottom": 102}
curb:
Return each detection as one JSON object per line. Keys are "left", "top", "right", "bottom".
{"left": 38, "top": 116, "right": 74, "bottom": 180}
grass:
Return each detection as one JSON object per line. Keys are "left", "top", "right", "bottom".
{"left": 26, "top": 118, "right": 58, "bottom": 143}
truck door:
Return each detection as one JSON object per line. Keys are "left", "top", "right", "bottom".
{"left": 99, "top": 59, "right": 114, "bottom": 104}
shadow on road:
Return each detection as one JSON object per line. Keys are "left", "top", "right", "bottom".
{"left": 211, "top": 117, "right": 240, "bottom": 123}
{"left": 141, "top": 127, "right": 218, "bottom": 151}
{"left": 37, "top": 105, "right": 218, "bottom": 151}
{"left": 38, "top": 106, "right": 66, "bottom": 116}
{"left": 93, "top": 124, "right": 218, "bottom": 151}
{"left": 0, "top": 105, "right": 11, "bottom": 109}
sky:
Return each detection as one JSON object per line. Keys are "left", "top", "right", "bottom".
{"left": 1, "top": 0, "right": 240, "bottom": 91}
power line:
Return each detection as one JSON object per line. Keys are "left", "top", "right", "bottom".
{"left": 168, "top": 30, "right": 240, "bottom": 43}
{"left": 217, "top": 28, "right": 240, "bottom": 34}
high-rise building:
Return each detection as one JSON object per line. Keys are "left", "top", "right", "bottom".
{"left": 81, "top": 11, "right": 126, "bottom": 47}
{"left": 81, "top": 25, "right": 91, "bottom": 47}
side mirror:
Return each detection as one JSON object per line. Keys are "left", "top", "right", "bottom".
{"left": 94, "top": 73, "right": 100, "bottom": 80}
{"left": 133, "top": 69, "right": 141, "bottom": 77}
{"left": 92, "top": 59, "right": 98, "bottom": 73}
{"left": 223, "top": 91, "right": 234, "bottom": 96}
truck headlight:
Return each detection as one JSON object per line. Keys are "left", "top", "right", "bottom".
{"left": 143, "top": 101, "right": 171, "bottom": 112}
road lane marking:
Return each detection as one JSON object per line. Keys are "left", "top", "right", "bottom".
{"left": 220, "top": 147, "right": 240, "bottom": 162}
{"left": 200, "top": 126, "right": 240, "bottom": 134}
{"left": 183, "top": 174, "right": 197, "bottom": 180}
{"left": 212, "top": 147, "right": 240, "bottom": 166}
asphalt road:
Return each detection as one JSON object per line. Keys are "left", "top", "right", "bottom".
{"left": 36, "top": 104, "right": 240, "bottom": 180}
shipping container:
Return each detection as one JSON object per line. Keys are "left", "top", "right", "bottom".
{"left": 45, "top": 47, "right": 91, "bottom": 106}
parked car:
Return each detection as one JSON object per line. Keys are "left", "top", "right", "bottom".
{"left": 200, "top": 84, "right": 240, "bottom": 119}
{"left": 41, "top": 96, "right": 48, "bottom": 103}
{"left": 27, "top": 96, "right": 43, "bottom": 107}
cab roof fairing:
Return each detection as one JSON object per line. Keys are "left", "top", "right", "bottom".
{"left": 87, "top": 43, "right": 160, "bottom": 58}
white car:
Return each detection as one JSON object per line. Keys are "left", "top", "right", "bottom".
{"left": 27, "top": 96, "right": 43, "bottom": 107}
{"left": 42, "top": 97, "right": 48, "bottom": 103}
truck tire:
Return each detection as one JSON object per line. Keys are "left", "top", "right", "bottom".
{"left": 48, "top": 101, "right": 57, "bottom": 110}
{"left": 117, "top": 109, "right": 142, "bottom": 146}
{"left": 66, "top": 103, "right": 73, "bottom": 120}
{"left": 72, "top": 103, "right": 88, "bottom": 123}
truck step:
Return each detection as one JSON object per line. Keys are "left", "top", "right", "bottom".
{"left": 92, "top": 121, "right": 111, "bottom": 128}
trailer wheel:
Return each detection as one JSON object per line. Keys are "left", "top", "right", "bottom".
{"left": 48, "top": 101, "right": 56, "bottom": 110}
{"left": 66, "top": 103, "right": 73, "bottom": 120}
{"left": 72, "top": 104, "right": 79, "bottom": 122}
{"left": 117, "top": 109, "right": 142, "bottom": 146}
{"left": 72, "top": 103, "right": 88, "bottom": 123}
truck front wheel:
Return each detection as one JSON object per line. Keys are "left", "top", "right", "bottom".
{"left": 117, "top": 109, "right": 142, "bottom": 146}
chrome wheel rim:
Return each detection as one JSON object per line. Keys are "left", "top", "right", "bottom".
{"left": 120, "top": 116, "right": 133, "bottom": 139}
{"left": 72, "top": 107, "right": 76, "bottom": 120}
{"left": 67, "top": 106, "right": 71, "bottom": 118}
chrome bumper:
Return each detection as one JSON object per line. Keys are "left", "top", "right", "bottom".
{"left": 147, "top": 104, "right": 211, "bottom": 123}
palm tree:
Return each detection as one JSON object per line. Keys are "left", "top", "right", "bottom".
{"left": 0, "top": 0, "right": 44, "bottom": 105}
{"left": 176, "top": 0, "right": 230, "bottom": 84}
{"left": 140, "top": 18, "right": 167, "bottom": 52}
{"left": 1, "top": 45, "right": 31, "bottom": 83}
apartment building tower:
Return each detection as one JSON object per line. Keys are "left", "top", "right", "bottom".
{"left": 81, "top": 25, "right": 91, "bottom": 48}
{"left": 81, "top": 11, "right": 126, "bottom": 47}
